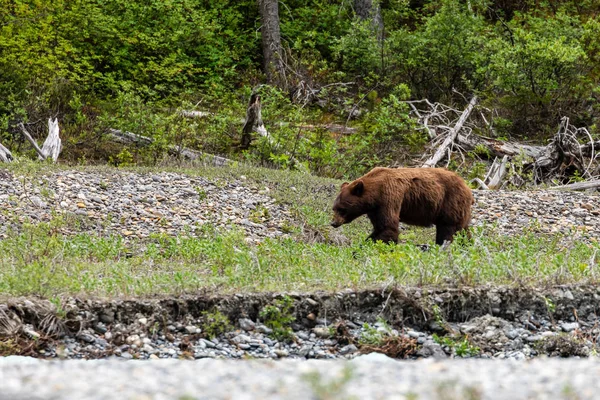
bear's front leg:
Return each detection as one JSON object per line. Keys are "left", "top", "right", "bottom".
{"left": 367, "top": 210, "right": 400, "bottom": 244}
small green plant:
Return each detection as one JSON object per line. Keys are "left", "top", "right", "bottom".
{"left": 359, "top": 317, "right": 392, "bottom": 346}
{"left": 250, "top": 205, "right": 270, "bottom": 224}
{"left": 432, "top": 334, "right": 480, "bottom": 357}
{"left": 544, "top": 296, "right": 556, "bottom": 314}
{"left": 201, "top": 310, "right": 233, "bottom": 339}
{"left": 259, "top": 295, "right": 295, "bottom": 341}
{"left": 49, "top": 296, "right": 67, "bottom": 319}
{"left": 0, "top": 339, "right": 20, "bottom": 356}
{"left": 195, "top": 187, "right": 207, "bottom": 201}
{"left": 109, "top": 148, "right": 135, "bottom": 167}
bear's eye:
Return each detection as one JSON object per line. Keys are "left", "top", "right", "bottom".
{"left": 337, "top": 208, "right": 347, "bottom": 215}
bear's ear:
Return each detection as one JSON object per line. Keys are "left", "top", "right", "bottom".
{"left": 349, "top": 180, "right": 364, "bottom": 196}
{"left": 341, "top": 182, "right": 349, "bottom": 189}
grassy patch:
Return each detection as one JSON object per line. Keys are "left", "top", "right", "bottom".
{"left": 0, "top": 218, "right": 598, "bottom": 297}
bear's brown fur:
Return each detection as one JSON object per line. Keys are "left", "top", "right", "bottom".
{"left": 331, "top": 167, "right": 474, "bottom": 245}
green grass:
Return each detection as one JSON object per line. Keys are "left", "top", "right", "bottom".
{"left": 1, "top": 162, "right": 599, "bottom": 297}
{"left": 0, "top": 219, "right": 598, "bottom": 297}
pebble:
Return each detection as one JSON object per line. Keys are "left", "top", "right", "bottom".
{"left": 239, "top": 318, "right": 255, "bottom": 331}
{"left": 0, "top": 170, "right": 295, "bottom": 242}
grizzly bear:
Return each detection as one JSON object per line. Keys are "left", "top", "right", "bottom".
{"left": 331, "top": 167, "right": 474, "bottom": 245}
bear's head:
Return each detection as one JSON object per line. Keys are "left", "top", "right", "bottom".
{"left": 331, "top": 180, "right": 366, "bottom": 228}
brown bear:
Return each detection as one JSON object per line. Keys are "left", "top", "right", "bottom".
{"left": 331, "top": 167, "right": 474, "bottom": 245}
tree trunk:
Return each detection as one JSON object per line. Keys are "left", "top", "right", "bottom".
{"left": 258, "top": 0, "right": 286, "bottom": 88}
{"left": 240, "top": 93, "right": 268, "bottom": 150}
{"left": 354, "top": 0, "right": 383, "bottom": 34}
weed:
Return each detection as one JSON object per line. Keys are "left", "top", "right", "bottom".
{"left": 249, "top": 205, "right": 270, "bottom": 224}
{"left": 432, "top": 334, "right": 480, "bottom": 357}
{"left": 259, "top": 295, "right": 295, "bottom": 341}
{"left": 201, "top": 310, "right": 232, "bottom": 339}
{"left": 0, "top": 339, "right": 19, "bottom": 356}
{"left": 195, "top": 187, "right": 207, "bottom": 201}
{"left": 359, "top": 317, "right": 392, "bottom": 346}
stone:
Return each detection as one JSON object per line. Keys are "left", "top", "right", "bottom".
{"left": 313, "top": 327, "right": 331, "bottom": 339}
{"left": 239, "top": 318, "right": 255, "bottom": 331}
{"left": 185, "top": 326, "right": 200, "bottom": 334}
{"left": 561, "top": 322, "right": 580, "bottom": 332}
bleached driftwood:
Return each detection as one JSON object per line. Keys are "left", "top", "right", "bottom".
{"left": 549, "top": 180, "right": 600, "bottom": 191}
{"left": 471, "top": 155, "right": 509, "bottom": 190}
{"left": 17, "top": 119, "right": 62, "bottom": 162}
{"left": 41, "top": 118, "right": 62, "bottom": 162}
{"left": 422, "top": 96, "right": 478, "bottom": 168}
{"left": 180, "top": 110, "right": 212, "bottom": 118}
{"left": 0, "top": 142, "right": 13, "bottom": 163}
{"left": 412, "top": 96, "right": 600, "bottom": 186}
{"left": 107, "top": 129, "right": 231, "bottom": 166}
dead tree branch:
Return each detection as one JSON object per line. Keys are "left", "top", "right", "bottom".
{"left": 18, "top": 123, "right": 46, "bottom": 160}
{"left": 422, "top": 96, "right": 478, "bottom": 168}
{"left": 549, "top": 180, "right": 600, "bottom": 191}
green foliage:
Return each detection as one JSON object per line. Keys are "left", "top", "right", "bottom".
{"left": 359, "top": 317, "right": 393, "bottom": 346}
{"left": 259, "top": 295, "right": 296, "bottom": 341}
{"left": 201, "top": 310, "right": 233, "bottom": 339}
{"left": 387, "top": 0, "right": 486, "bottom": 101}
{"left": 432, "top": 334, "right": 480, "bottom": 357}
{"left": 333, "top": 18, "right": 382, "bottom": 79}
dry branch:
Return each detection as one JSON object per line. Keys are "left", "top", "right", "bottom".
{"left": 107, "top": 129, "right": 231, "bottom": 166}
{"left": 18, "top": 123, "right": 46, "bottom": 160}
{"left": 411, "top": 96, "right": 600, "bottom": 188}
{"left": 17, "top": 119, "right": 62, "bottom": 162}
{"left": 422, "top": 96, "right": 478, "bottom": 168}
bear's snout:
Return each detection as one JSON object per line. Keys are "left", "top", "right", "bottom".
{"left": 330, "top": 221, "right": 341, "bottom": 228}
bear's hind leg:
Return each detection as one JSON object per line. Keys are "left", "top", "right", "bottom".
{"left": 435, "top": 224, "right": 458, "bottom": 246}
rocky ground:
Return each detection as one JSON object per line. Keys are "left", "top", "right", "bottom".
{"left": 1, "top": 286, "right": 599, "bottom": 363}
{"left": 0, "top": 168, "right": 599, "bottom": 242}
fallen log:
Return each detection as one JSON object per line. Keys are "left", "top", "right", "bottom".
{"left": 107, "top": 129, "right": 231, "bottom": 167}
{"left": 422, "top": 96, "right": 478, "bottom": 168}
{"left": 548, "top": 180, "right": 600, "bottom": 191}
{"left": 456, "top": 133, "right": 545, "bottom": 159}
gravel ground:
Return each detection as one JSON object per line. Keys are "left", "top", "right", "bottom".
{"left": 1, "top": 353, "right": 600, "bottom": 400}
{"left": 0, "top": 169, "right": 599, "bottom": 242}
{"left": 0, "top": 170, "right": 294, "bottom": 244}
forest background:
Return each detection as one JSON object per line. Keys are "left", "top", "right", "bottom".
{"left": 1, "top": 0, "right": 599, "bottom": 181}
